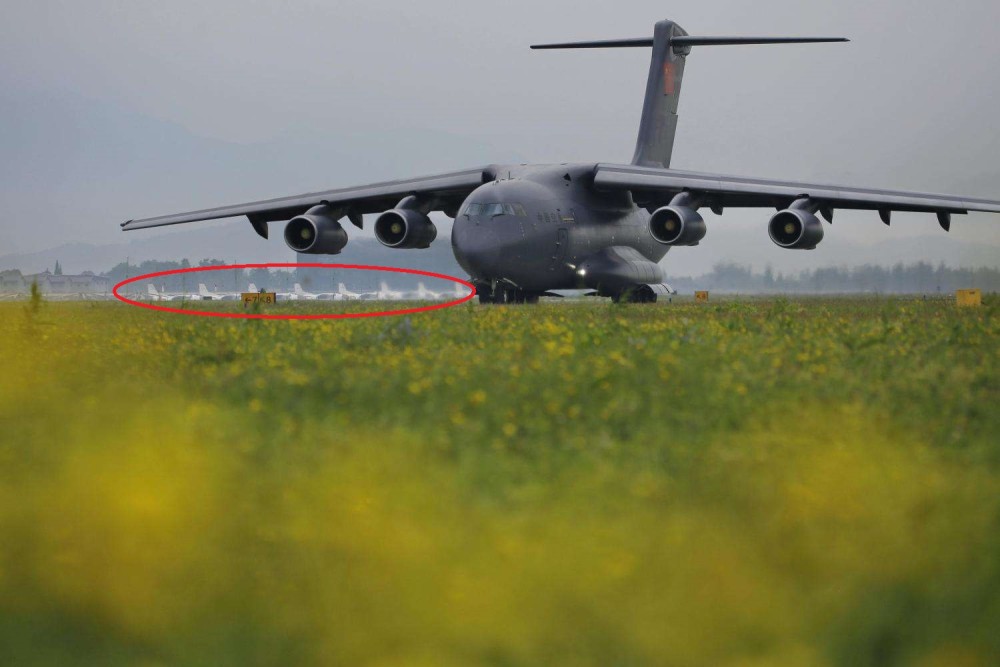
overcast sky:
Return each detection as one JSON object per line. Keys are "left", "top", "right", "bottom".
{"left": 1, "top": 0, "right": 998, "bottom": 269}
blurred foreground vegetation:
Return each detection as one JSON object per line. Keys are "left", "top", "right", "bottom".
{"left": 1, "top": 296, "right": 997, "bottom": 666}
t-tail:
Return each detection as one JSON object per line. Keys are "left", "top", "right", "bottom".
{"left": 147, "top": 283, "right": 159, "bottom": 297}
{"left": 248, "top": 283, "right": 258, "bottom": 293}
{"left": 198, "top": 283, "right": 211, "bottom": 297}
{"left": 532, "top": 20, "right": 847, "bottom": 168}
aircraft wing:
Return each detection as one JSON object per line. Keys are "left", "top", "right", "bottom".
{"left": 593, "top": 163, "right": 1000, "bottom": 226}
{"left": 121, "top": 167, "right": 492, "bottom": 237}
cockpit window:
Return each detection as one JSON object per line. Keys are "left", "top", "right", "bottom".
{"left": 465, "top": 202, "right": 528, "bottom": 218}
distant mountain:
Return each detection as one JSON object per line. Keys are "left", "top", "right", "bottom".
{"left": 0, "top": 87, "right": 523, "bottom": 253}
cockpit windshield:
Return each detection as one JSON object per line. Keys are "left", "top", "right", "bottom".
{"left": 463, "top": 202, "right": 528, "bottom": 218}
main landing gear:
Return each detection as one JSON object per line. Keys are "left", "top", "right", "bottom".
{"left": 476, "top": 284, "right": 540, "bottom": 304}
{"left": 610, "top": 284, "right": 659, "bottom": 304}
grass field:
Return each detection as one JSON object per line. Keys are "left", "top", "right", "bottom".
{"left": 1, "top": 296, "right": 997, "bottom": 666}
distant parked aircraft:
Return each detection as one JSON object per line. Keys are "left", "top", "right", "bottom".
{"left": 358, "top": 282, "right": 405, "bottom": 301}
{"left": 450, "top": 282, "right": 474, "bottom": 300}
{"left": 336, "top": 283, "right": 361, "bottom": 300}
{"left": 198, "top": 283, "right": 239, "bottom": 301}
{"left": 147, "top": 284, "right": 202, "bottom": 301}
{"left": 399, "top": 282, "right": 449, "bottom": 300}
{"left": 291, "top": 283, "right": 318, "bottom": 300}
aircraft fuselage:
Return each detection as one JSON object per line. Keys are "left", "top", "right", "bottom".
{"left": 451, "top": 164, "right": 667, "bottom": 292}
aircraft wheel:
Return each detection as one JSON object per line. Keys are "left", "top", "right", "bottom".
{"left": 481, "top": 286, "right": 537, "bottom": 305}
{"left": 474, "top": 282, "right": 494, "bottom": 304}
{"left": 616, "top": 285, "right": 658, "bottom": 304}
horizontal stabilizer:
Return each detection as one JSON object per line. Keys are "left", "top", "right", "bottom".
{"left": 674, "top": 36, "right": 848, "bottom": 46}
{"left": 531, "top": 38, "right": 653, "bottom": 49}
{"left": 531, "top": 36, "right": 847, "bottom": 50}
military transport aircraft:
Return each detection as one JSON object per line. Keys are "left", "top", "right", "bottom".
{"left": 121, "top": 19, "right": 1000, "bottom": 304}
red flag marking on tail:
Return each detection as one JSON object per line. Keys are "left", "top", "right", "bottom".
{"left": 663, "top": 62, "right": 675, "bottom": 95}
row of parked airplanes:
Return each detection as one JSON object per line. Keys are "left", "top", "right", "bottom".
{"left": 145, "top": 281, "right": 470, "bottom": 302}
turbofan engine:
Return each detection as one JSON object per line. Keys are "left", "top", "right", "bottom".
{"left": 374, "top": 209, "right": 437, "bottom": 249}
{"left": 648, "top": 205, "right": 707, "bottom": 246}
{"left": 284, "top": 205, "right": 349, "bottom": 254}
{"left": 768, "top": 207, "right": 824, "bottom": 249}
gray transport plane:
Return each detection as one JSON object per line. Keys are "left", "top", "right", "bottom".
{"left": 122, "top": 19, "right": 1000, "bottom": 304}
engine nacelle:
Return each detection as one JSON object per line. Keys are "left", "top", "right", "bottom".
{"left": 284, "top": 205, "right": 349, "bottom": 254}
{"left": 648, "top": 206, "right": 707, "bottom": 246}
{"left": 768, "top": 209, "right": 825, "bottom": 249}
{"left": 374, "top": 209, "right": 437, "bottom": 249}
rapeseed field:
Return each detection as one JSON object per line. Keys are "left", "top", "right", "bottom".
{"left": 1, "top": 297, "right": 997, "bottom": 666}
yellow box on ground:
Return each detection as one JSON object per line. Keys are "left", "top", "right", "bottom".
{"left": 695, "top": 291, "right": 709, "bottom": 303}
{"left": 242, "top": 292, "right": 276, "bottom": 305}
{"left": 955, "top": 289, "right": 981, "bottom": 307}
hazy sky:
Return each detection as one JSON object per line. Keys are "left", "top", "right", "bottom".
{"left": 1, "top": 0, "right": 998, "bottom": 268}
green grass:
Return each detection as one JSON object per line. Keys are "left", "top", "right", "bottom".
{"left": 1, "top": 296, "right": 998, "bottom": 666}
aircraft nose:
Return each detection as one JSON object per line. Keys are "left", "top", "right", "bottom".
{"left": 452, "top": 219, "right": 501, "bottom": 277}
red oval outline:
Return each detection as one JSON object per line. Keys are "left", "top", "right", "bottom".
{"left": 113, "top": 263, "right": 477, "bottom": 319}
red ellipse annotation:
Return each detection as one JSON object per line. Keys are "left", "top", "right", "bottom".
{"left": 113, "top": 263, "right": 477, "bottom": 320}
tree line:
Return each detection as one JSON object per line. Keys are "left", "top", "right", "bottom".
{"left": 666, "top": 262, "right": 1000, "bottom": 294}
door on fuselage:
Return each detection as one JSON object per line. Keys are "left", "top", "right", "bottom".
{"left": 551, "top": 227, "right": 568, "bottom": 272}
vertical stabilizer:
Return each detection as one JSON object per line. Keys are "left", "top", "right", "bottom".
{"left": 631, "top": 20, "right": 688, "bottom": 168}
{"left": 532, "top": 22, "right": 845, "bottom": 170}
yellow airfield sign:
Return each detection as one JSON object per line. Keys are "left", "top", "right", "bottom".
{"left": 955, "top": 289, "right": 981, "bottom": 307}
{"left": 695, "top": 291, "right": 709, "bottom": 303}
{"left": 242, "top": 292, "right": 277, "bottom": 305}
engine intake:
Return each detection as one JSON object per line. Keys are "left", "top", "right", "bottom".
{"left": 648, "top": 205, "right": 706, "bottom": 246}
{"left": 374, "top": 209, "right": 437, "bottom": 249}
{"left": 284, "top": 205, "right": 349, "bottom": 254}
{"left": 768, "top": 209, "right": 824, "bottom": 249}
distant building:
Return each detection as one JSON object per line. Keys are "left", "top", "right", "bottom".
{"left": 0, "top": 270, "right": 26, "bottom": 293}
{"left": 0, "top": 269, "right": 111, "bottom": 295}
